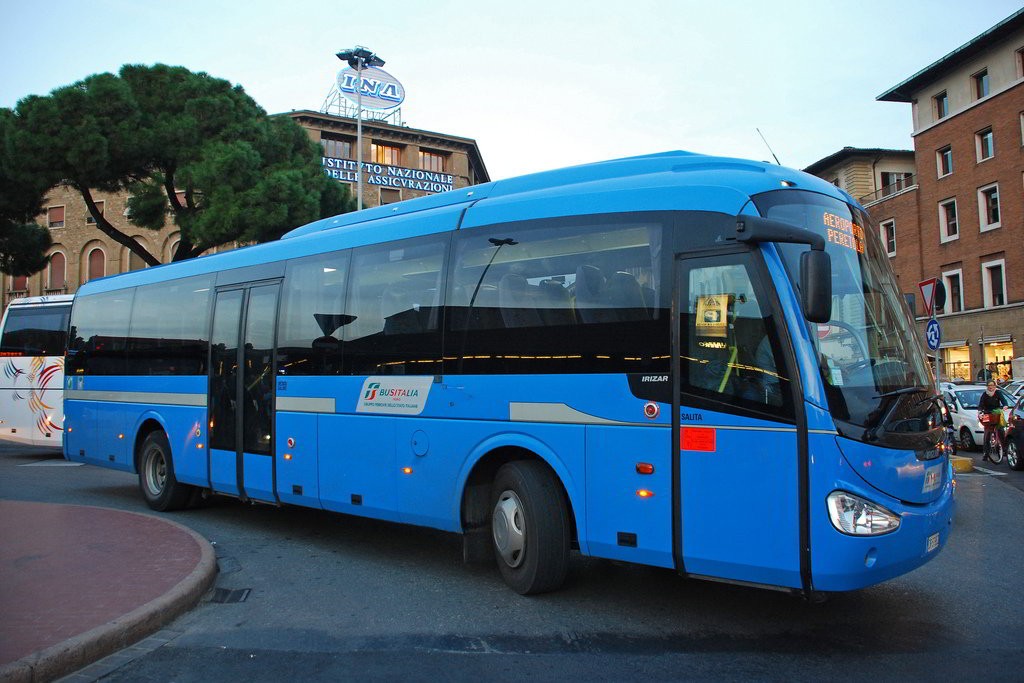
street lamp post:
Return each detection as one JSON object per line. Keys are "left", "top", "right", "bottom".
{"left": 336, "top": 46, "right": 385, "bottom": 211}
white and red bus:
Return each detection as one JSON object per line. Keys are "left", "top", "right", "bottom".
{"left": 0, "top": 294, "right": 72, "bottom": 449}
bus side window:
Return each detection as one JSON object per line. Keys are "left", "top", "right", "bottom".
{"left": 343, "top": 235, "right": 446, "bottom": 376}
{"left": 67, "top": 290, "right": 135, "bottom": 376}
{"left": 681, "top": 257, "right": 792, "bottom": 418}
{"left": 278, "top": 250, "right": 350, "bottom": 376}
{"left": 127, "top": 275, "right": 213, "bottom": 375}
{"left": 446, "top": 218, "right": 668, "bottom": 375}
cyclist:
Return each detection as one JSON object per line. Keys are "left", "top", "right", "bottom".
{"left": 978, "top": 380, "right": 1004, "bottom": 462}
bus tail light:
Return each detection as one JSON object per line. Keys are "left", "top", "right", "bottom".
{"left": 636, "top": 489, "right": 654, "bottom": 499}
{"left": 826, "top": 491, "right": 900, "bottom": 536}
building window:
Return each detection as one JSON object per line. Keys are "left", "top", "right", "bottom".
{"left": 941, "top": 269, "right": 963, "bottom": 314}
{"left": 87, "top": 248, "right": 105, "bottom": 282}
{"left": 937, "top": 146, "right": 953, "bottom": 177}
{"left": 174, "top": 190, "right": 188, "bottom": 208}
{"left": 85, "top": 200, "right": 104, "bottom": 224}
{"left": 880, "top": 220, "right": 896, "bottom": 256}
{"left": 127, "top": 250, "right": 147, "bottom": 272}
{"left": 47, "top": 252, "right": 66, "bottom": 291}
{"left": 981, "top": 258, "right": 1006, "bottom": 307}
{"left": 978, "top": 183, "right": 1000, "bottom": 230}
{"left": 934, "top": 91, "right": 949, "bottom": 119}
{"left": 973, "top": 68, "right": 990, "bottom": 99}
{"left": 321, "top": 137, "right": 353, "bottom": 160}
{"left": 47, "top": 206, "right": 65, "bottom": 228}
{"left": 938, "top": 198, "right": 958, "bottom": 242}
{"left": 10, "top": 275, "right": 28, "bottom": 292}
{"left": 880, "top": 171, "right": 913, "bottom": 195}
{"left": 976, "top": 127, "right": 994, "bottom": 161}
{"left": 1018, "top": 47, "right": 1024, "bottom": 78}
{"left": 419, "top": 150, "right": 445, "bottom": 173}
{"left": 380, "top": 188, "right": 401, "bottom": 205}
{"left": 371, "top": 143, "right": 401, "bottom": 166}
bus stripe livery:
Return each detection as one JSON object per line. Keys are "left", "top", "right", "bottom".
{"left": 64, "top": 150, "right": 954, "bottom": 596}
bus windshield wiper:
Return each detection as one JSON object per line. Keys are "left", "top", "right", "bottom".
{"left": 873, "top": 386, "right": 925, "bottom": 400}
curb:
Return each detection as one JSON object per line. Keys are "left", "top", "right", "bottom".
{"left": 951, "top": 455, "right": 974, "bottom": 473}
{"left": 0, "top": 508, "right": 217, "bottom": 683}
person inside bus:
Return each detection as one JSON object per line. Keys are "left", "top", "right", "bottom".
{"left": 978, "top": 380, "right": 1004, "bottom": 462}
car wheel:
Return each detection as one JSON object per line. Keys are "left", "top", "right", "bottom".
{"left": 1008, "top": 439, "right": 1024, "bottom": 471}
{"left": 959, "top": 427, "right": 975, "bottom": 452}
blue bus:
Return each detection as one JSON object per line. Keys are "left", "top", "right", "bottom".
{"left": 64, "top": 151, "right": 954, "bottom": 596}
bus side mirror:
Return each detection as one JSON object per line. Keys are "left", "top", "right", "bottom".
{"left": 800, "top": 249, "right": 832, "bottom": 323}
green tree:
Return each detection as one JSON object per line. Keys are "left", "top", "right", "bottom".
{"left": 6, "top": 64, "right": 353, "bottom": 265}
{"left": 0, "top": 109, "right": 52, "bottom": 276}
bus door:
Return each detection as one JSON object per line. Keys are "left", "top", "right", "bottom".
{"left": 674, "top": 251, "right": 803, "bottom": 589}
{"left": 208, "top": 283, "right": 281, "bottom": 503}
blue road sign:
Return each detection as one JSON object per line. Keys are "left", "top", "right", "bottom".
{"left": 926, "top": 318, "right": 941, "bottom": 351}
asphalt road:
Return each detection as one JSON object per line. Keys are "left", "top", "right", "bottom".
{"left": 2, "top": 444, "right": 1023, "bottom": 682}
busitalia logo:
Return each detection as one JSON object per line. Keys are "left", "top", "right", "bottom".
{"left": 364, "top": 383, "right": 421, "bottom": 402}
{"left": 357, "top": 377, "right": 432, "bottom": 415}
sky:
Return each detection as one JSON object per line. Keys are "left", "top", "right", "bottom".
{"left": 2, "top": 0, "right": 1022, "bottom": 180}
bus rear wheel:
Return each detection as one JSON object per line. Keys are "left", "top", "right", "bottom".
{"left": 490, "top": 460, "right": 570, "bottom": 595}
{"left": 138, "top": 431, "right": 192, "bottom": 512}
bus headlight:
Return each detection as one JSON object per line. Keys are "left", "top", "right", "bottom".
{"left": 826, "top": 491, "right": 900, "bottom": 536}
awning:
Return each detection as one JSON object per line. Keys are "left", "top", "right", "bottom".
{"left": 940, "top": 339, "right": 968, "bottom": 348}
{"left": 980, "top": 334, "right": 1013, "bottom": 344}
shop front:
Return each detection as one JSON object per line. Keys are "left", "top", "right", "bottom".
{"left": 980, "top": 334, "right": 1015, "bottom": 383}
{"left": 941, "top": 341, "right": 971, "bottom": 382}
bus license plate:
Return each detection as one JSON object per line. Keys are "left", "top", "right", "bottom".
{"left": 926, "top": 532, "right": 940, "bottom": 553}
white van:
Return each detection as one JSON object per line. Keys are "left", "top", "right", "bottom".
{"left": 0, "top": 295, "right": 73, "bottom": 448}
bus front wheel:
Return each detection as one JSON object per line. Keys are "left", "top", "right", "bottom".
{"left": 138, "top": 431, "right": 192, "bottom": 512}
{"left": 490, "top": 461, "right": 570, "bottom": 595}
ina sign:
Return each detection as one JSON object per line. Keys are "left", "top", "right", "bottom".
{"left": 337, "top": 66, "right": 406, "bottom": 110}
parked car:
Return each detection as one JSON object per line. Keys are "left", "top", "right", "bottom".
{"left": 1005, "top": 395, "right": 1024, "bottom": 471}
{"left": 1002, "top": 379, "right": 1024, "bottom": 399}
{"left": 942, "top": 384, "right": 1015, "bottom": 451}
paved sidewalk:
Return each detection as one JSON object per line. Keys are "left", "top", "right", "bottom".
{"left": 0, "top": 500, "right": 216, "bottom": 682}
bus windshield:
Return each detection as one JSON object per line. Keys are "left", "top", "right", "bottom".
{"left": 752, "top": 190, "right": 935, "bottom": 441}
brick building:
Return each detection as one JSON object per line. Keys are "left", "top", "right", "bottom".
{"left": 807, "top": 9, "right": 1024, "bottom": 382}
{"left": 3, "top": 111, "right": 488, "bottom": 310}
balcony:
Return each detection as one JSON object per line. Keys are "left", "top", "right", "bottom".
{"left": 860, "top": 174, "right": 917, "bottom": 206}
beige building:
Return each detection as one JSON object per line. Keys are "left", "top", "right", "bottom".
{"left": 288, "top": 110, "right": 488, "bottom": 208}
{"left": 4, "top": 111, "right": 489, "bottom": 310}
{"left": 803, "top": 147, "right": 916, "bottom": 205}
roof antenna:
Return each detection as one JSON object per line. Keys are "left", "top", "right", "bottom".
{"left": 756, "top": 128, "right": 781, "bottom": 165}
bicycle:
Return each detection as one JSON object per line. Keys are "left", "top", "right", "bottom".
{"left": 980, "top": 412, "right": 1005, "bottom": 465}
